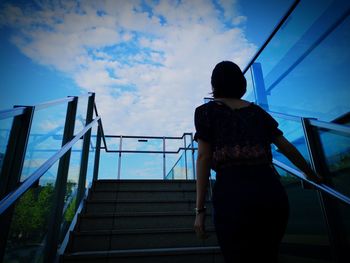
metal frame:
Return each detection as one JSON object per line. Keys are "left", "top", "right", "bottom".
{"left": 76, "top": 93, "right": 95, "bottom": 207}
{"left": 44, "top": 97, "right": 78, "bottom": 262}
{"left": 0, "top": 105, "right": 34, "bottom": 260}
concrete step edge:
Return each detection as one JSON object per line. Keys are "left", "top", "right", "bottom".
{"left": 85, "top": 199, "right": 197, "bottom": 204}
{"left": 94, "top": 179, "right": 196, "bottom": 183}
{"left": 63, "top": 246, "right": 221, "bottom": 258}
{"left": 72, "top": 227, "right": 216, "bottom": 236}
{"left": 80, "top": 211, "right": 205, "bottom": 217}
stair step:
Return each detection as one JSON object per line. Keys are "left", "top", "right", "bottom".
{"left": 84, "top": 199, "right": 203, "bottom": 214}
{"left": 93, "top": 179, "right": 196, "bottom": 192}
{"left": 62, "top": 246, "right": 224, "bottom": 263}
{"left": 68, "top": 228, "right": 218, "bottom": 252}
{"left": 77, "top": 212, "right": 214, "bottom": 231}
{"left": 88, "top": 190, "right": 199, "bottom": 201}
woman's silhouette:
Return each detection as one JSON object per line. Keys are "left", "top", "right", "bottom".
{"left": 193, "top": 61, "right": 323, "bottom": 263}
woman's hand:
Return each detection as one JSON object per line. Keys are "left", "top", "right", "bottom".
{"left": 194, "top": 213, "right": 208, "bottom": 240}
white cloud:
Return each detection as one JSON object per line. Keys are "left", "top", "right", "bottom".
{"left": 0, "top": 0, "right": 256, "bottom": 137}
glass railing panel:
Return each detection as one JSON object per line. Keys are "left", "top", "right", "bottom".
{"left": 58, "top": 139, "right": 83, "bottom": 244}
{"left": 120, "top": 153, "right": 163, "bottom": 179}
{"left": 271, "top": 115, "right": 309, "bottom": 170}
{"left": 0, "top": 117, "right": 13, "bottom": 176}
{"left": 21, "top": 103, "right": 67, "bottom": 181}
{"left": 73, "top": 96, "right": 88, "bottom": 136}
{"left": 122, "top": 137, "right": 163, "bottom": 152}
{"left": 316, "top": 126, "right": 350, "bottom": 197}
{"left": 243, "top": 67, "right": 255, "bottom": 102}
{"left": 104, "top": 136, "right": 120, "bottom": 151}
{"left": 4, "top": 162, "right": 59, "bottom": 263}
{"left": 85, "top": 125, "right": 97, "bottom": 184}
{"left": 277, "top": 167, "right": 332, "bottom": 261}
{"left": 250, "top": 0, "right": 350, "bottom": 121}
{"left": 185, "top": 134, "right": 195, "bottom": 180}
{"left": 98, "top": 151, "right": 118, "bottom": 179}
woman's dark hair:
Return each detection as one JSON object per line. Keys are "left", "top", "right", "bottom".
{"left": 211, "top": 61, "right": 247, "bottom": 98}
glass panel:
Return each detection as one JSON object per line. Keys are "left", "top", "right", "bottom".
{"left": 243, "top": 67, "right": 255, "bottom": 102}
{"left": 4, "top": 163, "right": 59, "bottom": 262}
{"left": 120, "top": 153, "right": 163, "bottom": 179}
{"left": 122, "top": 137, "right": 163, "bottom": 152}
{"left": 104, "top": 136, "right": 120, "bottom": 151}
{"left": 0, "top": 117, "right": 13, "bottom": 176}
{"left": 317, "top": 126, "right": 350, "bottom": 197}
{"left": 251, "top": 0, "right": 350, "bottom": 121}
{"left": 85, "top": 125, "right": 97, "bottom": 184}
{"left": 58, "top": 139, "right": 83, "bottom": 244}
{"left": 21, "top": 103, "right": 67, "bottom": 181}
{"left": 74, "top": 96, "right": 88, "bottom": 136}
{"left": 271, "top": 115, "right": 310, "bottom": 170}
{"left": 278, "top": 167, "right": 332, "bottom": 261}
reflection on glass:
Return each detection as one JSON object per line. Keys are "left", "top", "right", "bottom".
{"left": 0, "top": 118, "right": 13, "bottom": 176}
{"left": 317, "top": 127, "right": 350, "bottom": 196}
{"left": 20, "top": 103, "right": 67, "bottom": 181}
{"left": 4, "top": 163, "right": 59, "bottom": 262}
{"left": 271, "top": 115, "right": 309, "bottom": 170}
{"left": 250, "top": 0, "right": 350, "bottom": 121}
{"left": 277, "top": 167, "right": 331, "bottom": 259}
{"left": 74, "top": 96, "right": 88, "bottom": 136}
{"left": 59, "top": 139, "right": 83, "bottom": 243}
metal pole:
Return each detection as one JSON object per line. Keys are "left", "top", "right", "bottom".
{"left": 301, "top": 117, "right": 348, "bottom": 263}
{"left": 190, "top": 133, "right": 196, "bottom": 179}
{"left": 93, "top": 124, "right": 102, "bottom": 182}
{"left": 76, "top": 93, "right": 95, "bottom": 207}
{"left": 163, "top": 137, "right": 166, "bottom": 179}
{"left": 184, "top": 135, "right": 188, "bottom": 180}
{"left": 117, "top": 136, "right": 122, "bottom": 180}
{"left": 0, "top": 106, "right": 34, "bottom": 261}
{"left": 44, "top": 97, "right": 77, "bottom": 262}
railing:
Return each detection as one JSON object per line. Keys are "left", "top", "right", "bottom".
{"left": 0, "top": 93, "right": 99, "bottom": 262}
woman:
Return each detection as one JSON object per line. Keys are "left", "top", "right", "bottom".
{"left": 193, "top": 61, "right": 323, "bottom": 263}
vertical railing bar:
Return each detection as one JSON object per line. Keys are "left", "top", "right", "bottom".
{"left": 190, "top": 133, "right": 196, "bottom": 179}
{"left": 44, "top": 97, "right": 78, "bottom": 262}
{"left": 93, "top": 125, "right": 102, "bottom": 182}
{"left": 301, "top": 117, "right": 348, "bottom": 263}
{"left": 117, "top": 136, "right": 122, "bottom": 180}
{"left": 163, "top": 137, "right": 166, "bottom": 179}
{"left": 76, "top": 93, "right": 95, "bottom": 208}
{"left": 0, "top": 106, "right": 34, "bottom": 261}
{"left": 184, "top": 135, "right": 188, "bottom": 180}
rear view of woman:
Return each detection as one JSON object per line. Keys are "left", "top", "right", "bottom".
{"left": 193, "top": 61, "right": 323, "bottom": 263}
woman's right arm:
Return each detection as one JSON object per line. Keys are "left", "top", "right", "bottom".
{"left": 272, "top": 135, "right": 324, "bottom": 184}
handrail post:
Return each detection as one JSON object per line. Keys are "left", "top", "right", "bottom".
{"left": 117, "top": 136, "right": 122, "bottom": 179}
{"left": 93, "top": 123, "right": 102, "bottom": 182}
{"left": 301, "top": 117, "right": 348, "bottom": 263}
{"left": 0, "top": 106, "right": 34, "bottom": 261}
{"left": 76, "top": 93, "right": 95, "bottom": 207}
{"left": 184, "top": 135, "right": 188, "bottom": 180}
{"left": 163, "top": 137, "right": 166, "bottom": 179}
{"left": 44, "top": 97, "right": 78, "bottom": 262}
{"left": 190, "top": 133, "right": 196, "bottom": 179}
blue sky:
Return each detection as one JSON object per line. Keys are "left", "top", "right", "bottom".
{"left": 0, "top": 0, "right": 293, "bottom": 136}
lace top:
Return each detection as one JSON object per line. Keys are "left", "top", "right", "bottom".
{"left": 194, "top": 101, "right": 283, "bottom": 171}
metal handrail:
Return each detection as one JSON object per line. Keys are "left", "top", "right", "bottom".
{"left": 242, "top": 0, "right": 301, "bottom": 74}
{"left": 0, "top": 107, "right": 27, "bottom": 120}
{"left": 309, "top": 119, "right": 350, "bottom": 134}
{"left": 273, "top": 159, "right": 350, "bottom": 205}
{"left": 0, "top": 116, "right": 100, "bottom": 215}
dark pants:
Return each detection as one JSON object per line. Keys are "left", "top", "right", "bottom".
{"left": 212, "top": 165, "right": 289, "bottom": 263}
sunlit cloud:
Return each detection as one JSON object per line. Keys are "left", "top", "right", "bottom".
{"left": 0, "top": 0, "right": 257, "bottom": 136}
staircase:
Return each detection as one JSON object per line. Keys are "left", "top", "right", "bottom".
{"left": 60, "top": 179, "right": 224, "bottom": 262}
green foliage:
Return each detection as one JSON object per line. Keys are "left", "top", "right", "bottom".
{"left": 9, "top": 184, "right": 54, "bottom": 244}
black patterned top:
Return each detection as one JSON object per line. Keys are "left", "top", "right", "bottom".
{"left": 194, "top": 100, "right": 283, "bottom": 171}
